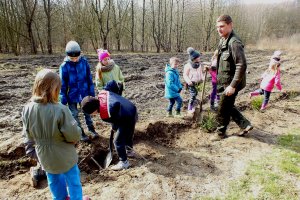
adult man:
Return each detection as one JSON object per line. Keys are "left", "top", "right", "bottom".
{"left": 211, "top": 15, "right": 253, "bottom": 141}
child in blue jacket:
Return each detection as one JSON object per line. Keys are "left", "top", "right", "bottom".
{"left": 164, "top": 57, "right": 183, "bottom": 117}
{"left": 59, "top": 41, "right": 99, "bottom": 141}
{"left": 81, "top": 80, "right": 138, "bottom": 171}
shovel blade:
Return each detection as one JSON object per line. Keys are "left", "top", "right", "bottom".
{"left": 104, "top": 151, "right": 112, "bottom": 169}
{"left": 104, "top": 129, "right": 114, "bottom": 168}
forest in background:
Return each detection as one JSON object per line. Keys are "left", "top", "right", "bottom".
{"left": 0, "top": 0, "right": 299, "bottom": 55}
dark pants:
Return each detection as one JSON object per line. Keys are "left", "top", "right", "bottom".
{"left": 257, "top": 89, "right": 271, "bottom": 105}
{"left": 188, "top": 85, "right": 198, "bottom": 107}
{"left": 68, "top": 103, "right": 94, "bottom": 131}
{"left": 167, "top": 96, "right": 183, "bottom": 112}
{"left": 210, "top": 82, "right": 219, "bottom": 105}
{"left": 216, "top": 91, "right": 251, "bottom": 135}
{"left": 113, "top": 115, "right": 137, "bottom": 161}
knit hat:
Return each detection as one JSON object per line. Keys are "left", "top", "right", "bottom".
{"left": 187, "top": 47, "right": 201, "bottom": 61}
{"left": 81, "top": 96, "right": 100, "bottom": 114}
{"left": 97, "top": 49, "right": 110, "bottom": 61}
{"left": 271, "top": 50, "right": 282, "bottom": 61}
{"left": 65, "top": 41, "right": 81, "bottom": 57}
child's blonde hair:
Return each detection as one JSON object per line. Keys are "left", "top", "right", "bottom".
{"left": 32, "top": 69, "right": 61, "bottom": 104}
{"left": 266, "top": 59, "right": 281, "bottom": 75}
{"left": 169, "top": 57, "right": 180, "bottom": 65}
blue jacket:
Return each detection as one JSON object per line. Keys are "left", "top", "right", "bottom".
{"left": 98, "top": 81, "right": 138, "bottom": 128}
{"left": 164, "top": 64, "right": 182, "bottom": 99}
{"left": 59, "top": 56, "right": 95, "bottom": 105}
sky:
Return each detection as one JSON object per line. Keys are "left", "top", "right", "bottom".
{"left": 241, "top": 0, "right": 296, "bottom": 4}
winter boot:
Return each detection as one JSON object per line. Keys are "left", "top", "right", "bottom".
{"left": 250, "top": 91, "right": 260, "bottom": 99}
{"left": 30, "top": 164, "right": 46, "bottom": 188}
{"left": 88, "top": 126, "right": 99, "bottom": 139}
{"left": 188, "top": 104, "right": 195, "bottom": 113}
{"left": 126, "top": 146, "right": 136, "bottom": 158}
{"left": 210, "top": 102, "right": 217, "bottom": 112}
{"left": 260, "top": 103, "right": 268, "bottom": 110}
{"left": 111, "top": 160, "right": 130, "bottom": 171}
{"left": 80, "top": 128, "right": 90, "bottom": 142}
{"left": 166, "top": 111, "right": 173, "bottom": 117}
{"left": 174, "top": 110, "right": 183, "bottom": 118}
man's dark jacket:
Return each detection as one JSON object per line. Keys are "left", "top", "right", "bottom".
{"left": 217, "top": 31, "right": 247, "bottom": 92}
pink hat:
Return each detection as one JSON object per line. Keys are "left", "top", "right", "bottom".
{"left": 97, "top": 49, "right": 110, "bottom": 61}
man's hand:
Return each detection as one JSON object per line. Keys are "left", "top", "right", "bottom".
{"left": 224, "top": 85, "right": 236, "bottom": 96}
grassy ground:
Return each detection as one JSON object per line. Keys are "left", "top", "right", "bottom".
{"left": 197, "top": 128, "right": 300, "bottom": 200}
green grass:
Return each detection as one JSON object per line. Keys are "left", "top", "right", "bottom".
{"left": 250, "top": 96, "right": 263, "bottom": 110}
{"left": 200, "top": 111, "right": 217, "bottom": 132}
{"left": 195, "top": 128, "right": 300, "bottom": 200}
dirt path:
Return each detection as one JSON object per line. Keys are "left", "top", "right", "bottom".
{"left": 0, "top": 50, "right": 299, "bottom": 199}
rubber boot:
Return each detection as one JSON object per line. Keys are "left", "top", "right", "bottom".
{"left": 166, "top": 111, "right": 173, "bottom": 117}
{"left": 250, "top": 91, "right": 260, "bottom": 99}
{"left": 80, "top": 128, "right": 89, "bottom": 142}
{"left": 30, "top": 163, "right": 46, "bottom": 188}
{"left": 260, "top": 103, "right": 268, "bottom": 110}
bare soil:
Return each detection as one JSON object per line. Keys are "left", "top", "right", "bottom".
{"left": 0, "top": 49, "right": 299, "bottom": 199}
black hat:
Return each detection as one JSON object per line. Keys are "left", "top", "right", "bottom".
{"left": 81, "top": 96, "right": 99, "bottom": 114}
{"left": 187, "top": 47, "right": 201, "bottom": 61}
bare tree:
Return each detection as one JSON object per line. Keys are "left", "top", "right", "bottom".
{"left": 131, "top": 0, "right": 134, "bottom": 51}
{"left": 176, "top": 0, "right": 185, "bottom": 52}
{"left": 43, "top": 0, "right": 52, "bottom": 54}
{"left": 91, "top": 0, "right": 113, "bottom": 49}
{"left": 151, "top": 0, "right": 162, "bottom": 53}
{"left": 21, "top": 0, "right": 38, "bottom": 54}
{"left": 141, "top": 0, "right": 146, "bottom": 52}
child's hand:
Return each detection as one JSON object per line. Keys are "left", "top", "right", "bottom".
{"left": 204, "top": 65, "right": 210, "bottom": 71}
{"left": 281, "top": 89, "right": 286, "bottom": 94}
{"left": 187, "top": 81, "right": 193, "bottom": 86}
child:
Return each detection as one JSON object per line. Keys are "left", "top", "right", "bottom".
{"left": 250, "top": 51, "right": 283, "bottom": 110}
{"left": 22, "top": 69, "right": 89, "bottom": 200}
{"left": 208, "top": 50, "right": 220, "bottom": 111}
{"left": 81, "top": 80, "right": 138, "bottom": 171}
{"left": 95, "top": 49, "right": 125, "bottom": 95}
{"left": 59, "top": 41, "right": 99, "bottom": 141}
{"left": 183, "top": 47, "right": 204, "bottom": 113}
{"left": 164, "top": 57, "right": 183, "bottom": 117}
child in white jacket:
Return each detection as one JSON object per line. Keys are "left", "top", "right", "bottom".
{"left": 183, "top": 47, "right": 204, "bottom": 113}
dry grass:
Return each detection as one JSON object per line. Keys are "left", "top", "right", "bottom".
{"left": 252, "top": 34, "right": 300, "bottom": 52}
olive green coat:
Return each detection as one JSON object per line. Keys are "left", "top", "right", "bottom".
{"left": 22, "top": 101, "right": 81, "bottom": 174}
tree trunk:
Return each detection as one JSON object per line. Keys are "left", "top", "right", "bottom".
{"left": 141, "top": 0, "right": 145, "bottom": 52}
{"left": 21, "top": 0, "right": 38, "bottom": 54}
{"left": 131, "top": 0, "right": 134, "bottom": 52}
{"left": 43, "top": 0, "right": 52, "bottom": 54}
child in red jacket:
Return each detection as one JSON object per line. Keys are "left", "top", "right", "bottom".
{"left": 81, "top": 80, "right": 138, "bottom": 170}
